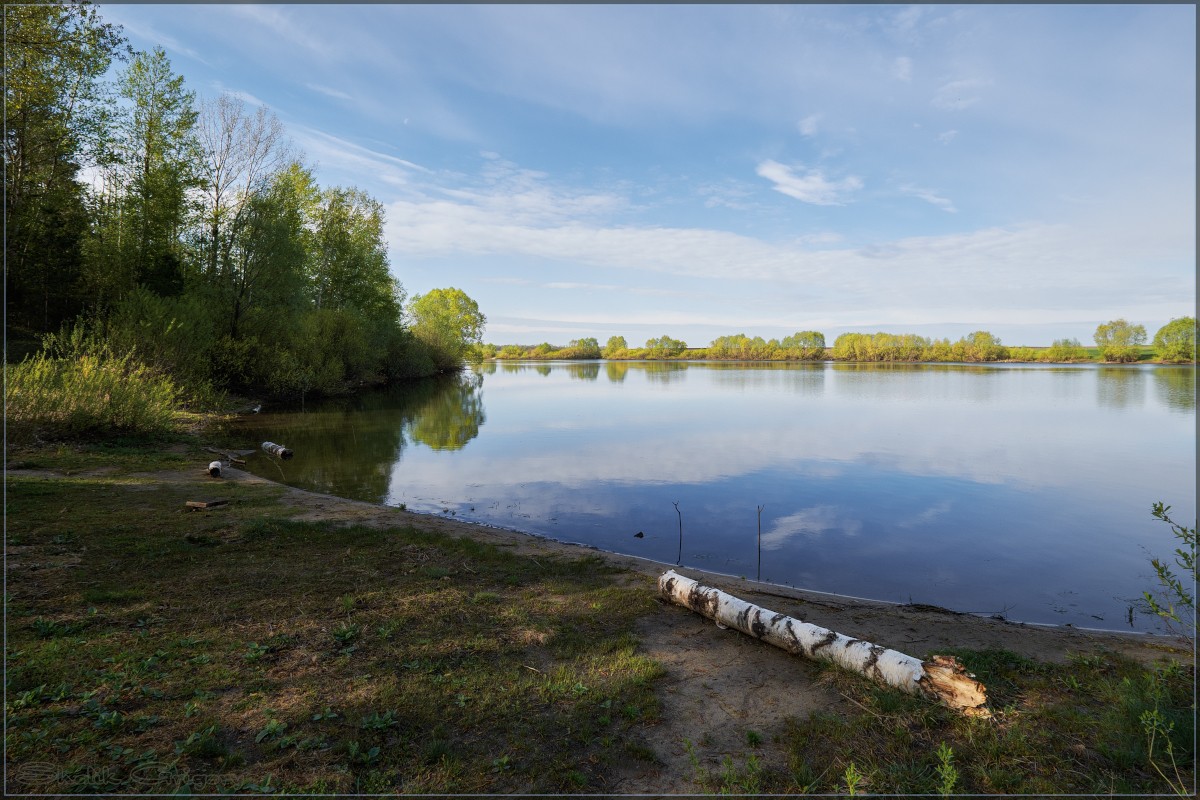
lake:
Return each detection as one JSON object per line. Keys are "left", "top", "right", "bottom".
{"left": 225, "top": 361, "right": 1196, "bottom": 633}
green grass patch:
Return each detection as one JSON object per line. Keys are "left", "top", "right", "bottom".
{"left": 5, "top": 442, "right": 664, "bottom": 794}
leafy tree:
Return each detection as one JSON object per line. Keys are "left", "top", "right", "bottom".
{"left": 564, "top": 337, "right": 601, "bottom": 358}
{"left": 602, "top": 335, "right": 628, "bottom": 358}
{"left": 644, "top": 335, "right": 687, "bottom": 358}
{"left": 1152, "top": 317, "right": 1196, "bottom": 363}
{"left": 308, "top": 187, "right": 398, "bottom": 316}
{"left": 956, "top": 330, "right": 1008, "bottom": 362}
{"left": 1045, "top": 337, "right": 1089, "bottom": 362}
{"left": 406, "top": 287, "right": 487, "bottom": 371}
{"left": 4, "top": 1, "right": 127, "bottom": 332}
{"left": 780, "top": 330, "right": 826, "bottom": 359}
{"left": 1094, "top": 319, "right": 1147, "bottom": 363}
{"left": 85, "top": 46, "right": 199, "bottom": 305}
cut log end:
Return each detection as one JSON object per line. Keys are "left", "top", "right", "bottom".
{"left": 917, "top": 654, "right": 991, "bottom": 718}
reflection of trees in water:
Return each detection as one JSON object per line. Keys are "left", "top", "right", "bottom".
{"left": 227, "top": 371, "right": 486, "bottom": 502}
{"left": 605, "top": 361, "right": 629, "bottom": 383}
{"left": 1096, "top": 366, "right": 1146, "bottom": 410}
{"left": 830, "top": 362, "right": 1001, "bottom": 405}
{"left": 407, "top": 371, "right": 486, "bottom": 451}
{"left": 535, "top": 364, "right": 552, "bottom": 376}
{"left": 708, "top": 362, "right": 825, "bottom": 394}
{"left": 1151, "top": 367, "right": 1196, "bottom": 412}
{"left": 639, "top": 361, "right": 689, "bottom": 383}
{"left": 565, "top": 361, "right": 601, "bottom": 381}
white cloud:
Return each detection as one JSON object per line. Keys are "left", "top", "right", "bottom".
{"left": 937, "top": 129, "right": 959, "bottom": 144}
{"left": 798, "top": 113, "right": 822, "bottom": 137}
{"left": 932, "top": 79, "right": 989, "bottom": 110}
{"left": 899, "top": 184, "right": 958, "bottom": 213}
{"left": 756, "top": 160, "right": 863, "bottom": 206}
{"left": 892, "top": 56, "right": 913, "bottom": 82}
{"left": 307, "top": 84, "right": 354, "bottom": 101}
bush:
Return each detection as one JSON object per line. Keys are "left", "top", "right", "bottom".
{"left": 6, "top": 330, "right": 181, "bottom": 440}
{"left": 1045, "top": 338, "right": 1090, "bottom": 362}
{"left": 1152, "top": 317, "right": 1196, "bottom": 363}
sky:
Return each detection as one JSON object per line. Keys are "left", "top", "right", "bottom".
{"left": 94, "top": 3, "right": 1195, "bottom": 347}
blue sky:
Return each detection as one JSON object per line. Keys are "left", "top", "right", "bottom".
{"left": 97, "top": 3, "right": 1195, "bottom": 346}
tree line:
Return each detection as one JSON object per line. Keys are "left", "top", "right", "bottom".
{"left": 5, "top": 2, "right": 485, "bottom": 407}
{"left": 484, "top": 318, "right": 1196, "bottom": 364}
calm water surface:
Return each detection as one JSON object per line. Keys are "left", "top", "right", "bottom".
{"left": 226, "top": 361, "right": 1196, "bottom": 632}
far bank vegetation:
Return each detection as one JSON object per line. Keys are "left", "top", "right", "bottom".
{"left": 483, "top": 317, "right": 1195, "bottom": 365}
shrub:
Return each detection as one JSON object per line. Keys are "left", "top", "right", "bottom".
{"left": 7, "top": 332, "right": 180, "bottom": 440}
{"left": 1152, "top": 317, "right": 1196, "bottom": 363}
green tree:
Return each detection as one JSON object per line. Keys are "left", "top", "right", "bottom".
{"left": 85, "top": 46, "right": 199, "bottom": 306}
{"left": 4, "top": 1, "right": 127, "bottom": 333}
{"left": 1045, "top": 337, "right": 1089, "bottom": 362}
{"left": 644, "top": 334, "right": 687, "bottom": 358}
{"left": 780, "top": 330, "right": 826, "bottom": 360}
{"left": 602, "top": 335, "right": 628, "bottom": 358}
{"left": 1152, "top": 317, "right": 1196, "bottom": 363}
{"left": 1094, "top": 319, "right": 1147, "bottom": 363}
{"left": 406, "top": 287, "right": 487, "bottom": 371}
{"left": 957, "top": 330, "right": 1008, "bottom": 362}
{"left": 564, "top": 337, "right": 601, "bottom": 358}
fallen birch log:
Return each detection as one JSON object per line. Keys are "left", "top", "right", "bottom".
{"left": 207, "top": 461, "right": 223, "bottom": 478}
{"left": 658, "top": 570, "right": 990, "bottom": 717}
{"left": 261, "top": 441, "right": 294, "bottom": 460}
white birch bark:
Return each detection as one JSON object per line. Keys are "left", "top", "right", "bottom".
{"left": 261, "top": 441, "right": 294, "bottom": 460}
{"left": 658, "top": 570, "right": 990, "bottom": 717}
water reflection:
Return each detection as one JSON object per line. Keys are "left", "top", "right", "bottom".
{"left": 1096, "top": 366, "right": 1146, "bottom": 410}
{"left": 227, "top": 361, "right": 1195, "bottom": 631}
{"left": 565, "top": 362, "right": 600, "bottom": 381}
{"left": 1152, "top": 367, "right": 1197, "bottom": 412}
{"left": 605, "top": 361, "right": 629, "bottom": 383}
{"left": 224, "top": 371, "right": 485, "bottom": 499}
{"left": 408, "top": 371, "right": 486, "bottom": 451}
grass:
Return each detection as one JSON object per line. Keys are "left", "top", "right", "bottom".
{"left": 6, "top": 438, "right": 1195, "bottom": 795}
{"left": 5, "top": 442, "right": 664, "bottom": 794}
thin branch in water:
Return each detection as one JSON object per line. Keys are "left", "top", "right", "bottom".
{"left": 757, "top": 504, "right": 765, "bottom": 581}
{"left": 673, "top": 501, "right": 683, "bottom": 565}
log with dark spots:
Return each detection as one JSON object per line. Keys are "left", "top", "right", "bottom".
{"left": 863, "top": 644, "right": 887, "bottom": 681}
{"left": 750, "top": 608, "right": 767, "bottom": 639}
{"left": 809, "top": 630, "right": 838, "bottom": 656}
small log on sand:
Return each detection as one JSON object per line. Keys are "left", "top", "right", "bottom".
{"left": 659, "top": 570, "right": 990, "bottom": 717}
{"left": 207, "top": 461, "right": 223, "bottom": 478}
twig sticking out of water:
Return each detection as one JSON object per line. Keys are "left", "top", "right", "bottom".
{"left": 757, "top": 504, "right": 765, "bottom": 581}
{"left": 673, "top": 501, "right": 683, "bottom": 565}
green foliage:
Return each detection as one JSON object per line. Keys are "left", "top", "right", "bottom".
{"left": 1045, "top": 337, "right": 1090, "bottom": 362}
{"left": 1094, "top": 319, "right": 1148, "bottom": 363}
{"left": 602, "top": 336, "right": 628, "bottom": 358}
{"left": 6, "top": 325, "right": 181, "bottom": 441}
{"left": 1140, "top": 503, "right": 1197, "bottom": 638}
{"left": 5, "top": 2, "right": 128, "bottom": 335}
{"left": 407, "top": 287, "right": 488, "bottom": 371}
{"left": 1152, "top": 317, "right": 1196, "bottom": 363}
{"left": 643, "top": 334, "right": 688, "bottom": 358}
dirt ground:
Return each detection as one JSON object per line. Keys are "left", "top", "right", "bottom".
{"left": 185, "top": 466, "right": 1190, "bottom": 793}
